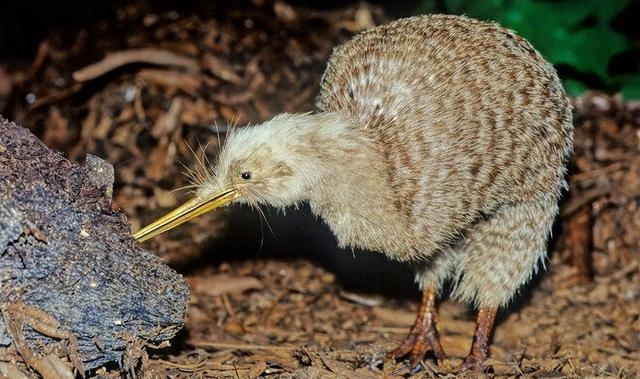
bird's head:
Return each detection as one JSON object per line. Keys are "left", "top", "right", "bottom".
{"left": 133, "top": 112, "right": 338, "bottom": 242}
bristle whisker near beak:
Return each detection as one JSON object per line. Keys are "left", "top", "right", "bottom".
{"left": 254, "top": 203, "right": 276, "bottom": 241}
{"left": 178, "top": 161, "right": 202, "bottom": 189}
{"left": 181, "top": 139, "right": 215, "bottom": 189}
{"left": 212, "top": 121, "right": 224, "bottom": 161}
{"left": 202, "top": 141, "right": 214, "bottom": 171}
{"left": 133, "top": 189, "right": 239, "bottom": 242}
{"left": 169, "top": 183, "right": 200, "bottom": 195}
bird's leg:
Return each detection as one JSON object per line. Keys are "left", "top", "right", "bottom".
{"left": 458, "top": 306, "right": 497, "bottom": 371}
{"left": 388, "top": 286, "right": 446, "bottom": 367}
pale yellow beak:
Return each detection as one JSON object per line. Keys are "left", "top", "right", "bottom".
{"left": 133, "top": 189, "right": 239, "bottom": 242}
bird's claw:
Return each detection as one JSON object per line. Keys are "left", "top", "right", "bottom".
{"left": 455, "top": 354, "right": 491, "bottom": 374}
{"left": 387, "top": 286, "right": 446, "bottom": 368}
{"left": 387, "top": 320, "right": 446, "bottom": 367}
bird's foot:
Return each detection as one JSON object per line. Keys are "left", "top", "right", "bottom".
{"left": 455, "top": 354, "right": 489, "bottom": 373}
{"left": 454, "top": 306, "right": 497, "bottom": 373}
{"left": 387, "top": 286, "right": 445, "bottom": 368}
{"left": 387, "top": 323, "right": 446, "bottom": 368}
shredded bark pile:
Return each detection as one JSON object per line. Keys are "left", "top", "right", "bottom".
{"left": 0, "top": 118, "right": 189, "bottom": 375}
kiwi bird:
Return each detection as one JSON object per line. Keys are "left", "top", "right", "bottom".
{"left": 134, "top": 14, "right": 573, "bottom": 370}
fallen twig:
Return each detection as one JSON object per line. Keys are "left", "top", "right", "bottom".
{"left": 189, "top": 341, "right": 295, "bottom": 351}
{"left": 73, "top": 48, "right": 200, "bottom": 82}
{"left": 137, "top": 68, "right": 204, "bottom": 96}
{"left": 570, "top": 161, "right": 626, "bottom": 183}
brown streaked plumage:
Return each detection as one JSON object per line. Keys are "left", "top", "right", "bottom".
{"left": 133, "top": 14, "right": 573, "bottom": 371}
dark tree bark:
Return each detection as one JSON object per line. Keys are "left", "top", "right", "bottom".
{"left": 0, "top": 117, "right": 189, "bottom": 371}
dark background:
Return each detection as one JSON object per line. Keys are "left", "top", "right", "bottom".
{"left": 0, "top": 1, "right": 423, "bottom": 59}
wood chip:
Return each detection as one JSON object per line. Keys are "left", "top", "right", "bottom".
{"left": 188, "top": 274, "right": 262, "bottom": 297}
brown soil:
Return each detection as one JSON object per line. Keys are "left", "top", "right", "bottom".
{"left": 1, "top": 1, "right": 639, "bottom": 378}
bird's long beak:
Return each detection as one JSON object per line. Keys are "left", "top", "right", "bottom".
{"left": 133, "top": 189, "right": 239, "bottom": 242}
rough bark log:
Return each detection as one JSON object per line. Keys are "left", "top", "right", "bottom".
{"left": 0, "top": 117, "right": 189, "bottom": 371}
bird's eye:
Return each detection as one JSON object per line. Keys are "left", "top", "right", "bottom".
{"left": 241, "top": 171, "right": 252, "bottom": 180}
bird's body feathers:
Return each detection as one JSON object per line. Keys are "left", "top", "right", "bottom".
{"left": 315, "top": 14, "right": 573, "bottom": 306}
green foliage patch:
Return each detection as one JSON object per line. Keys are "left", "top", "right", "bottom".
{"left": 419, "top": 0, "right": 639, "bottom": 98}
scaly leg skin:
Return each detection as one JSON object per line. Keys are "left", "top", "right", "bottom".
{"left": 387, "top": 286, "right": 446, "bottom": 367}
{"left": 458, "top": 307, "right": 497, "bottom": 372}
{"left": 452, "top": 198, "right": 558, "bottom": 372}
